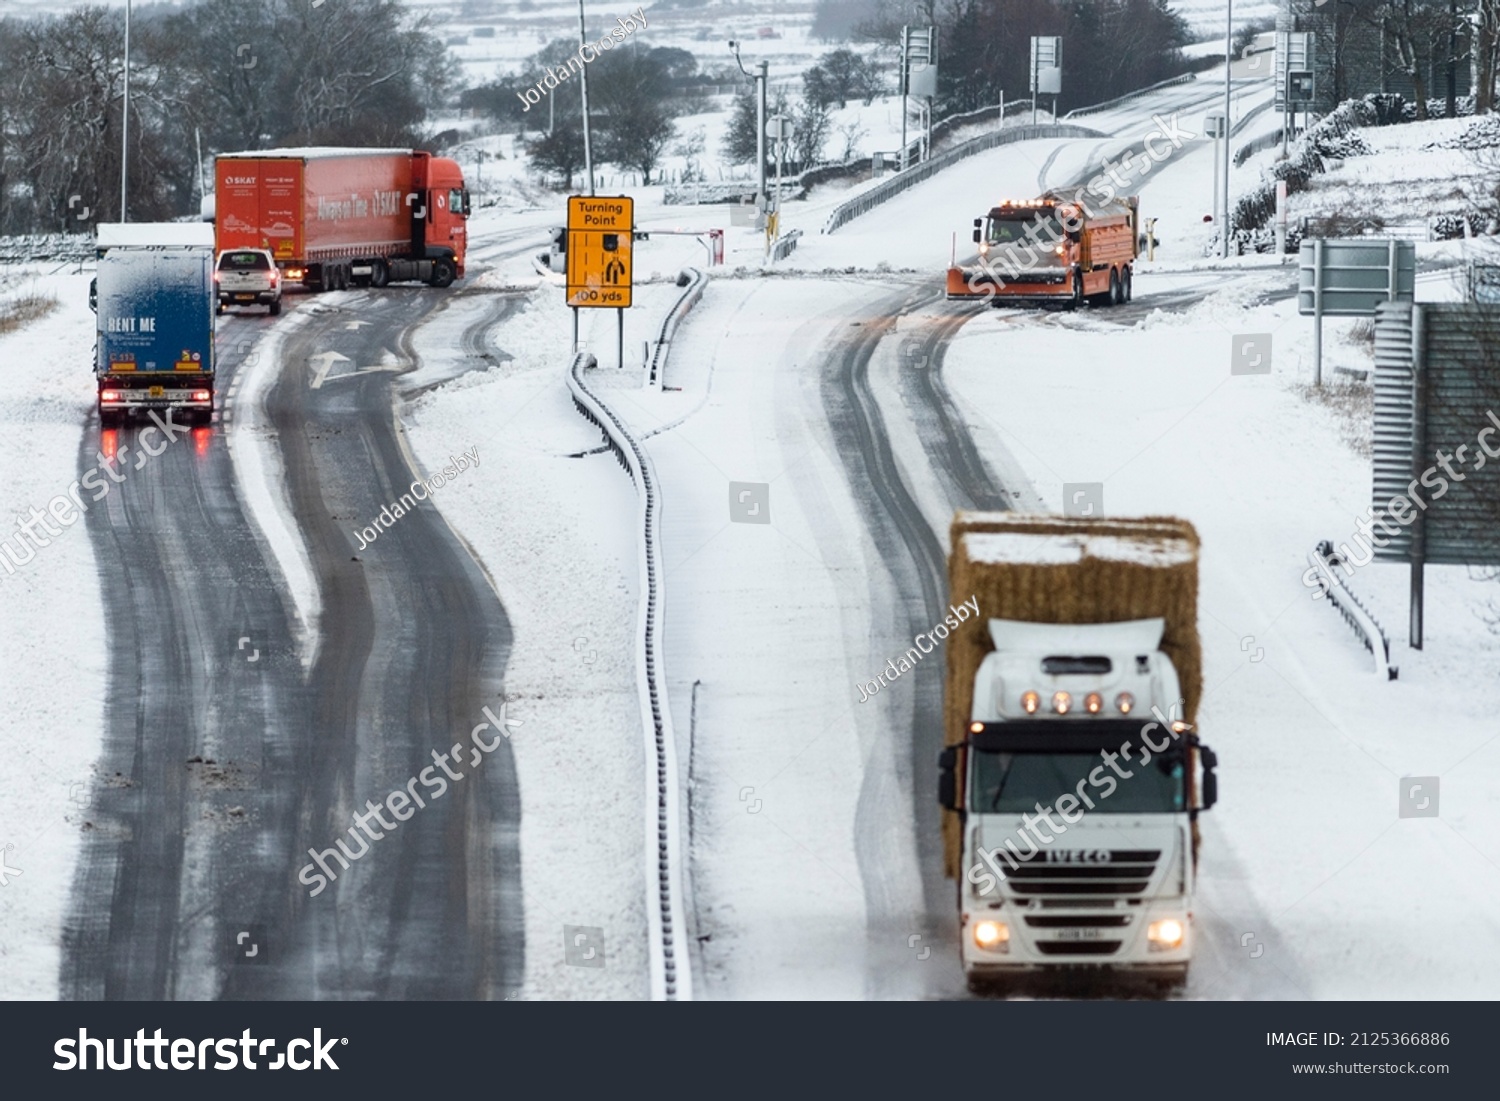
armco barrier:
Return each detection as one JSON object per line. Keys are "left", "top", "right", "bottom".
{"left": 822, "top": 123, "right": 1105, "bottom": 235}
{"left": 1062, "top": 73, "right": 1196, "bottom": 120}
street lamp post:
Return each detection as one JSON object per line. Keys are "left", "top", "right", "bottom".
{"left": 1221, "top": 0, "right": 1233, "bottom": 259}
{"left": 120, "top": 0, "right": 131, "bottom": 221}
{"left": 730, "top": 41, "right": 769, "bottom": 225}
{"left": 578, "top": 0, "right": 595, "bottom": 196}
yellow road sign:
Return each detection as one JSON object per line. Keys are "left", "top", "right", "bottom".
{"left": 566, "top": 195, "right": 633, "bottom": 308}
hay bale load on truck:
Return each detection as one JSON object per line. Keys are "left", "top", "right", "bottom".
{"left": 936, "top": 512, "right": 1219, "bottom": 993}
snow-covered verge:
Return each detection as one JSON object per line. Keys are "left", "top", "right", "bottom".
{"left": 0, "top": 271, "right": 105, "bottom": 998}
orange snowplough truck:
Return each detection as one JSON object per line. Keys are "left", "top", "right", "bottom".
{"left": 946, "top": 193, "right": 1140, "bottom": 307}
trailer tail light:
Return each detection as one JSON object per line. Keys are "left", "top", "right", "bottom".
{"left": 1020, "top": 691, "right": 1040, "bottom": 714}
{"left": 1115, "top": 692, "right": 1135, "bottom": 715}
{"left": 101, "top": 390, "right": 123, "bottom": 402}
{"left": 286, "top": 267, "right": 304, "bottom": 280}
{"left": 192, "top": 390, "right": 212, "bottom": 402}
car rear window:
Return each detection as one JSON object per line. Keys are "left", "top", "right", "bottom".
{"left": 220, "top": 251, "right": 270, "bottom": 270}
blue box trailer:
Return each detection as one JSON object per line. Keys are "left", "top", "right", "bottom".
{"left": 92, "top": 223, "right": 216, "bottom": 425}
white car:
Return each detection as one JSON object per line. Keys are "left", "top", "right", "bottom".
{"left": 215, "top": 248, "right": 282, "bottom": 315}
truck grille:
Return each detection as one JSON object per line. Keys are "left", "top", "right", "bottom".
{"left": 1024, "top": 914, "right": 1131, "bottom": 928}
{"left": 1004, "top": 850, "right": 1159, "bottom": 898}
{"left": 1035, "top": 941, "right": 1124, "bottom": 956}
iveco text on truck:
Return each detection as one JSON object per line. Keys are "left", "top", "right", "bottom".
{"left": 92, "top": 223, "right": 216, "bottom": 425}
{"left": 212, "top": 147, "right": 471, "bottom": 291}
{"left": 938, "top": 513, "right": 1218, "bottom": 994}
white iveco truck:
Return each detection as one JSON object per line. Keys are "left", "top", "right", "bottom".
{"left": 938, "top": 514, "right": 1219, "bottom": 994}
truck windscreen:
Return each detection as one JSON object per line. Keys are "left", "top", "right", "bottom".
{"left": 970, "top": 749, "right": 1184, "bottom": 814}
{"left": 986, "top": 219, "right": 1037, "bottom": 246}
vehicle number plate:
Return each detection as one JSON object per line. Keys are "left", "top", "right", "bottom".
{"left": 1055, "top": 929, "right": 1103, "bottom": 940}
{"left": 149, "top": 385, "right": 164, "bottom": 397}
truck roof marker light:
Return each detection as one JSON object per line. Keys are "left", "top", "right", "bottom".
{"left": 1116, "top": 692, "right": 1134, "bottom": 714}
{"left": 1021, "top": 691, "right": 1040, "bottom": 714}
{"left": 1052, "top": 691, "right": 1071, "bottom": 715}
{"left": 1085, "top": 693, "right": 1102, "bottom": 714}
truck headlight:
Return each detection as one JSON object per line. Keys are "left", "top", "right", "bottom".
{"left": 973, "top": 920, "right": 1009, "bottom": 952}
{"left": 1148, "top": 918, "right": 1184, "bottom": 950}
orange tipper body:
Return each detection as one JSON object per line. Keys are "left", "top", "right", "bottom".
{"left": 947, "top": 193, "right": 1140, "bottom": 306}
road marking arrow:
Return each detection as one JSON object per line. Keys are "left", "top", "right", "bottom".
{"left": 308, "top": 351, "right": 352, "bottom": 389}
{"left": 343, "top": 320, "right": 371, "bottom": 331}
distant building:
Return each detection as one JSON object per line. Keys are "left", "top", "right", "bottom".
{"left": 1277, "top": 0, "right": 1471, "bottom": 113}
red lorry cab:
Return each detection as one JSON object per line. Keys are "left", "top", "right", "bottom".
{"left": 214, "top": 147, "right": 470, "bottom": 290}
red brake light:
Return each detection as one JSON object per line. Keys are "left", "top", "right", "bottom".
{"left": 192, "top": 390, "right": 211, "bottom": 402}
{"left": 101, "top": 390, "right": 123, "bottom": 402}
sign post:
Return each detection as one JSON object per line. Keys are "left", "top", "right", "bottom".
{"left": 567, "top": 195, "right": 634, "bottom": 368}
{"left": 1205, "top": 113, "right": 1226, "bottom": 229}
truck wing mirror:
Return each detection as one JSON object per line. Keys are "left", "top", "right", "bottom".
{"left": 1199, "top": 743, "right": 1218, "bottom": 810}
{"left": 938, "top": 746, "right": 959, "bottom": 810}
{"left": 89, "top": 278, "right": 98, "bottom": 313}
{"left": 971, "top": 228, "right": 982, "bottom": 244}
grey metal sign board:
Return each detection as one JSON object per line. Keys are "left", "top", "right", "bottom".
{"left": 1370, "top": 301, "right": 1500, "bottom": 645}
{"left": 1298, "top": 239, "right": 1415, "bottom": 316}
{"left": 1275, "top": 31, "right": 1313, "bottom": 107}
{"left": 1030, "top": 35, "right": 1061, "bottom": 71}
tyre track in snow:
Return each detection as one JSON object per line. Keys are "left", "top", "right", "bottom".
{"left": 63, "top": 286, "right": 524, "bottom": 1001}
{"left": 819, "top": 283, "right": 1008, "bottom": 998}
